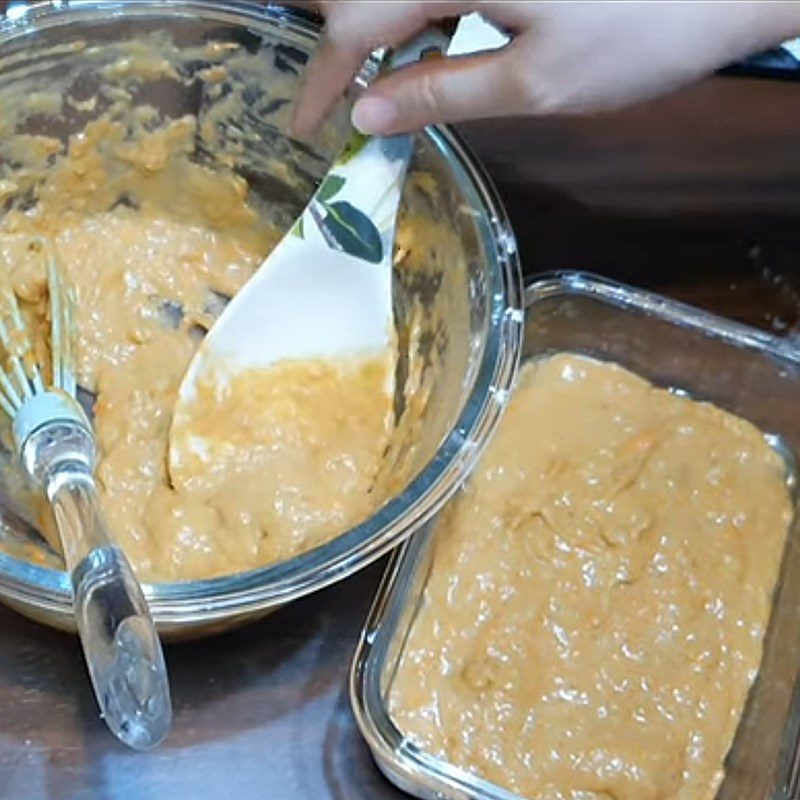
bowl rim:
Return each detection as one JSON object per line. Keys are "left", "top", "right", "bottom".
{"left": 0, "top": 0, "right": 525, "bottom": 626}
{"left": 0, "top": 0, "right": 321, "bottom": 41}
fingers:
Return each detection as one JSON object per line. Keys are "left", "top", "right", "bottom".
{"left": 290, "top": 32, "right": 367, "bottom": 138}
{"left": 290, "top": 0, "right": 473, "bottom": 137}
{"left": 351, "top": 46, "right": 522, "bottom": 135}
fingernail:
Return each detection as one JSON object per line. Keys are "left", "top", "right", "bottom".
{"left": 351, "top": 95, "right": 398, "bottom": 134}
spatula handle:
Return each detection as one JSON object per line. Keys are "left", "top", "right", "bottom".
{"left": 49, "top": 472, "right": 172, "bottom": 750}
{"left": 386, "top": 26, "right": 452, "bottom": 70}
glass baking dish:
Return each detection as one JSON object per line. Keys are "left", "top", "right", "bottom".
{"left": 351, "top": 271, "right": 800, "bottom": 800}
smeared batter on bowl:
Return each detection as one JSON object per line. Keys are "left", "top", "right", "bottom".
{"left": 390, "top": 354, "right": 792, "bottom": 800}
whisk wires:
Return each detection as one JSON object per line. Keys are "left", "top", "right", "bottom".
{"left": 0, "top": 235, "right": 77, "bottom": 419}
{"left": 46, "top": 239, "right": 77, "bottom": 398}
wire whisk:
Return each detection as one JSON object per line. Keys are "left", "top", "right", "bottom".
{"left": 0, "top": 235, "right": 172, "bottom": 750}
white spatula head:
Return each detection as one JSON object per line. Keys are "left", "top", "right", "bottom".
{"left": 178, "top": 133, "right": 413, "bottom": 399}
{"left": 169, "top": 16, "right": 508, "bottom": 483}
{"left": 169, "top": 111, "right": 415, "bottom": 486}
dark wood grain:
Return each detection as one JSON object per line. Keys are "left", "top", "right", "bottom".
{"left": 458, "top": 74, "right": 800, "bottom": 332}
{"left": 1, "top": 73, "right": 800, "bottom": 800}
{"left": 0, "top": 563, "right": 405, "bottom": 800}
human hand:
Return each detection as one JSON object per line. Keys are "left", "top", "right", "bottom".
{"left": 291, "top": 1, "right": 800, "bottom": 137}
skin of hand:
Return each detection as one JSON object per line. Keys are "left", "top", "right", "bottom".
{"left": 291, "top": 1, "right": 800, "bottom": 137}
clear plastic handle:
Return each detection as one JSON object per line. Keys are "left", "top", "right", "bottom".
{"left": 49, "top": 473, "right": 172, "bottom": 750}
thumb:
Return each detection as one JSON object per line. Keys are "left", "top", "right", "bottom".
{"left": 351, "top": 49, "right": 522, "bottom": 135}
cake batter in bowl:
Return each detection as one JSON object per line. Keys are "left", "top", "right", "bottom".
{"left": 0, "top": 1, "right": 523, "bottom": 638}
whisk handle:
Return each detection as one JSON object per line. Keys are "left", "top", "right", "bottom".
{"left": 49, "top": 473, "right": 172, "bottom": 751}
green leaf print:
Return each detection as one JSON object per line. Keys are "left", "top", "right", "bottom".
{"left": 320, "top": 200, "right": 383, "bottom": 264}
{"left": 316, "top": 174, "right": 345, "bottom": 203}
{"left": 290, "top": 215, "right": 305, "bottom": 239}
{"left": 337, "top": 130, "right": 369, "bottom": 164}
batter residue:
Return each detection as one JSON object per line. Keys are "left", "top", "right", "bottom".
{"left": 389, "top": 354, "right": 793, "bottom": 800}
{"left": 0, "top": 112, "right": 397, "bottom": 581}
{"left": 167, "top": 356, "right": 394, "bottom": 572}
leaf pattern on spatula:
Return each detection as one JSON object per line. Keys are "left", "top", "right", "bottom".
{"left": 316, "top": 174, "right": 346, "bottom": 202}
{"left": 293, "top": 143, "right": 385, "bottom": 263}
{"left": 338, "top": 131, "right": 369, "bottom": 165}
{"left": 309, "top": 200, "right": 384, "bottom": 264}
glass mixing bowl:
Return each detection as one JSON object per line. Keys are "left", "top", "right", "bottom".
{"left": 0, "top": 1, "right": 523, "bottom": 638}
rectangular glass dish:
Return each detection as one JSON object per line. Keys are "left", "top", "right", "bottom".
{"left": 351, "top": 271, "right": 800, "bottom": 800}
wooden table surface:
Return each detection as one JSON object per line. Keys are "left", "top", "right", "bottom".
{"left": 1, "top": 73, "right": 800, "bottom": 800}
